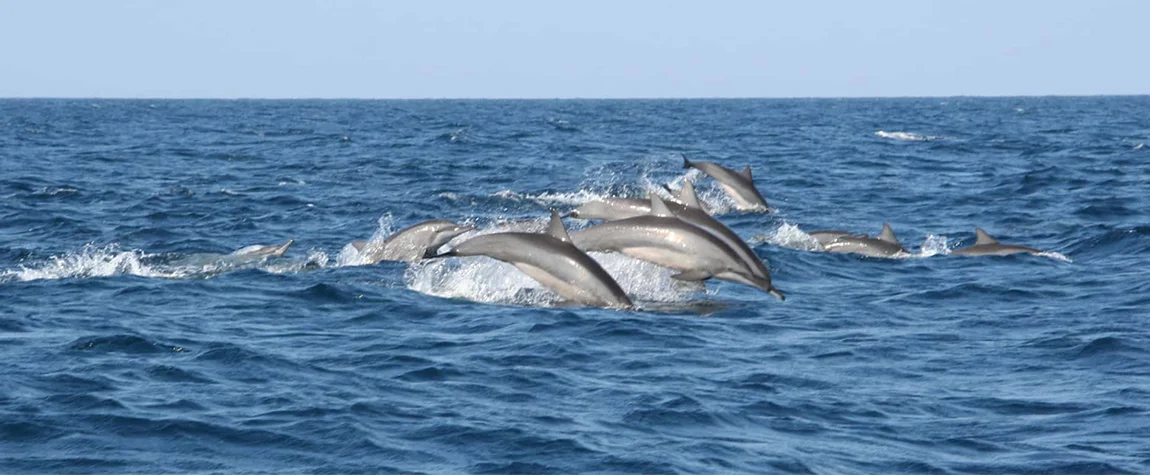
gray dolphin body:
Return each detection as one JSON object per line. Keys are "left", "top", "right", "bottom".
{"left": 569, "top": 197, "right": 665, "bottom": 221}
{"left": 352, "top": 219, "right": 475, "bottom": 264}
{"left": 822, "top": 224, "right": 907, "bottom": 257}
{"left": 808, "top": 230, "right": 859, "bottom": 246}
{"left": 570, "top": 195, "right": 784, "bottom": 300}
{"left": 437, "top": 211, "right": 633, "bottom": 309}
{"left": 664, "top": 181, "right": 776, "bottom": 286}
{"left": 951, "top": 228, "right": 1044, "bottom": 256}
{"left": 682, "top": 155, "right": 768, "bottom": 211}
{"left": 229, "top": 239, "right": 294, "bottom": 258}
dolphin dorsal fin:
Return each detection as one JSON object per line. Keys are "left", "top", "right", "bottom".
{"left": 878, "top": 223, "right": 898, "bottom": 244}
{"left": 649, "top": 194, "right": 676, "bottom": 217}
{"left": 677, "top": 180, "right": 703, "bottom": 209}
{"left": 547, "top": 210, "right": 572, "bottom": 243}
{"left": 974, "top": 227, "right": 998, "bottom": 245}
{"left": 740, "top": 166, "right": 753, "bottom": 180}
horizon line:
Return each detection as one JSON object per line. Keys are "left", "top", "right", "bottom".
{"left": 2, "top": 93, "right": 1148, "bottom": 101}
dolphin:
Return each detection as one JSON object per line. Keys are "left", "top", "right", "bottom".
{"left": 352, "top": 219, "right": 475, "bottom": 264}
{"left": 570, "top": 195, "right": 785, "bottom": 300}
{"left": 663, "top": 180, "right": 775, "bottom": 285}
{"left": 682, "top": 154, "right": 768, "bottom": 211}
{"left": 229, "top": 239, "right": 294, "bottom": 258}
{"left": 568, "top": 197, "right": 661, "bottom": 221}
{"left": 951, "top": 228, "right": 1045, "bottom": 256}
{"left": 821, "top": 223, "right": 907, "bottom": 257}
{"left": 433, "top": 211, "right": 633, "bottom": 309}
{"left": 808, "top": 230, "right": 861, "bottom": 246}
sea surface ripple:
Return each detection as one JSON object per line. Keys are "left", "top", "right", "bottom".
{"left": 2, "top": 97, "right": 1149, "bottom": 474}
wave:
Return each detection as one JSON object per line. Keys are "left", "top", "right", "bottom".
{"left": 875, "top": 130, "right": 940, "bottom": 142}
{"left": 1, "top": 243, "right": 328, "bottom": 283}
{"left": 1, "top": 244, "right": 166, "bottom": 282}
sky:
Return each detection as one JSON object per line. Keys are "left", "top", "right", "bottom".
{"left": 1, "top": 0, "right": 1147, "bottom": 98}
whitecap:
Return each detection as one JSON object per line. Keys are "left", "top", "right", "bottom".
{"left": 1, "top": 244, "right": 167, "bottom": 282}
{"left": 875, "top": 130, "right": 938, "bottom": 142}
{"left": 752, "top": 223, "right": 821, "bottom": 251}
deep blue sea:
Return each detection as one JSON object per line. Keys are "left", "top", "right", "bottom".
{"left": 2, "top": 97, "right": 1149, "bottom": 474}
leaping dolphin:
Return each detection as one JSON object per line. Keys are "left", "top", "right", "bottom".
{"left": 681, "top": 154, "right": 769, "bottom": 211}
{"left": 822, "top": 223, "right": 907, "bottom": 257}
{"left": 352, "top": 220, "right": 476, "bottom": 264}
{"left": 951, "top": 228, "right": 1045, "bottom": 256}
{"left": 570, "top": 195, "right": 784, "bottom": 300}
{"left": 229, "top": 239, "right": 294, "bottom": 258}
{"left": 433, "top": 211, "right": 633, "bottom": 309}
{"left": 664, "top": 180, "right": 776, "bottom": 286}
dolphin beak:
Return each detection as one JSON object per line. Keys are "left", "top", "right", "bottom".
{"left": 769, "top": 288, "right": 785, "bottom": 301}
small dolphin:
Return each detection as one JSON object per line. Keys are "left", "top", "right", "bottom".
{"left": 571, "top": 195, "right": 784, "bottom": 300}
{"left": 682, "top": 154, "right": 768, "bottom": 211}
{"left": 433, "top": 211, "right": 633, "bottom": 309}
{"left": 229, "top": 239, "right": 294, "bottom": 258}
{"left": 951, "top": 228, "right": 1045, "bottom": 256}
{"left": 352, "top": 219, "right": 475, "bottom": 264}
{"left": 808, "top": 230, "right": 861, "bottom": 246}
{"left": 822, "top": 223, "right": 906, "bottom": 257}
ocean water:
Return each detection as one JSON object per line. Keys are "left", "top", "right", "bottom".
{"left": 2, "top": 97, "right": 1148, "bottom": 474}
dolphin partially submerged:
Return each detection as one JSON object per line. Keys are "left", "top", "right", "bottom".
{"left": 352, "top": 219, "right": 475, "bottom": 264}
{"left": 568, "top": 197, "right": 667, "bottom": 221}
{"left": 434, "top": 211, "right": 633, "bottom": 309}
{"left": 682, "top": 154, "right": 769, "bottom": 211}
{"left": 808, "top": 230, "right": 862, "bottom": 246}
{"left": 821, "top": 223, "right": 907, "bottom": 257}
{"left": 230, "top": 239, "right": 294, "bottom": 258}
{"left": 570, "top": 195, "right": 784, "bottom": 300}
{"left": 951, "top": 228, "right": 1045, "bottom": 256}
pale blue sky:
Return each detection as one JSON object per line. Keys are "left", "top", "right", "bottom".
{"left": 1, "top": 1, "right": 1146, "bottom": 98}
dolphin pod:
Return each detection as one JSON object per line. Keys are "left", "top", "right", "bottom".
{"left": 434, "top": 211, "right": 634, "bottom": 309}
{"left": 193, "top": 155, "right": 1054, "bottom": 309}
{"left": 570, "top": 195, "right": 784, "bottom": 301}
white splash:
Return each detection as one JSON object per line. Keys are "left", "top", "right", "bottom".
{"left": 916, "top": 234, "right": 950, "bottom": 257}
{"left": 489, "top": 168, "right": 738, "bottom": 216}
{"left": 1, "top": 244, "right": 166, "bottom": 282}
{"left": 875, "top": 130, "right": 938, "bottom": 142}
{"left": 335, "top": 214, "right": 396, "bottom": 267}
{"left": 1134, "top": 143, "right": 1145, "bottom": 150}
{"left": 752, "top": 223, "right": 821, "bottom": 251}
{"left": 1037, "top": 251, "right": 1073, "bottom": 263}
